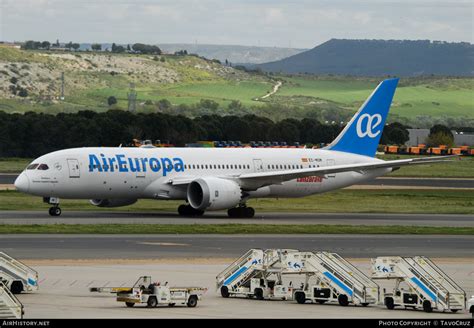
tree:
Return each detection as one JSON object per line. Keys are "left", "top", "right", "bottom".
{"left": 426, "top": 132, "right": 454, "bottom": 147}
{"left": 113, "top": 45, "right": 125, "bottom": 53}
{"left": 132, "top": 43, "right": 162, "bottom": 55}
{"left": 426, "top": 124, "right": 454, "bottom": 147}
{"left": 18, "top": 88, "right": 28, "bottom": 97}
{"left": 199, "top": 99, "right": 219, "bottom": 110}
{"left": 387, "top": 127, "right": 409, "bottom": 145}
{"left": 430, "top": 124, "right": 453, "bottom": 139}
{"left": 107, "top": 96, "right": 118, "bottom": 106}
{"left": 22, "top": 40, "right": 43, "bottom": 50}
{"left": 126, "top": 44, "right": 131, "bottom": 52}
{"left": 41, "top": 41, "right": 50, "bottom": 50}
{"left": 228, "top": 100, "right": 242, "bottom": 111}
{"left": 72, "top": 43, "right": 80, "bottom": 51}
{"left": 91, "top": 43, "right": 102, "bottom": 51}
{"left": 157, "top": 99, "right": 171, "bottom": 111}
{"left": 381, "top": 122, "right": 410, "bottom": 145}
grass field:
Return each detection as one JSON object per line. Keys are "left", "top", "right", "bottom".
{"left": 1, "top": 189, "right": 472, "bottom": 214}
{"left": 0, "top": 158, "right": 31, "bottom": 173}
{"left": 0, "top": 224, "right": 470, "bottom": 235}
{"left": 378, "top": 155, "right": 474, "bottom": 178}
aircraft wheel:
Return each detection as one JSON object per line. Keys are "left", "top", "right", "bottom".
{"left": 227, "top": 208, "right": 237, "bottom": 218}
{"left": 245, "top": 207, "right": 255, "bottom": 218}
{"left": 178, "top": 205, "right": 204, "bottom": 217}
{"left": 49, "top": 207, "right": 61, "bottom": 216}
{"left": 178, "top": 204, "right": 187, "bottom": 216}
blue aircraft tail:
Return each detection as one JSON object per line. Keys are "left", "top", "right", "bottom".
{"left": 326, "top": 78, "right": 399, "bottom": 157}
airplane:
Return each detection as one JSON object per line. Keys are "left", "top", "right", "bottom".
{"left": 14, "top": 78, "right": 454, "bottom": 217}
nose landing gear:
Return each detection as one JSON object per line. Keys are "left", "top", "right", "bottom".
{"left": 44, "top": 197, "right": 61, "bottom": 216}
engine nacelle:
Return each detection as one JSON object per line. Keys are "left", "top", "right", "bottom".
{"left": 187, "top": 177, "right": 242, "bottom": 211}
{"left": 89, "top": 198, "right": 137, "bottom": 208}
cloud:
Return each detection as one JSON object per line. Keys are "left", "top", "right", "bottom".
{"left": 1, "top": 0, "right": 472, "bottom": 47}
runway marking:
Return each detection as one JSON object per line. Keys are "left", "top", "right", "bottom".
{"left": 137, "top": 242, "right": 190, "bottom": 247}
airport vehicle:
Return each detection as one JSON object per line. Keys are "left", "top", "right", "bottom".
{"left": 0, "top": 281, "right": 23, "bottom": 319}
{"left": 14, "top": 78, "right": 455, "bottom": 217}
{"left": 468, "top": 295, "right": 474, "bottom": 314}
{"left": 0, "top": 252, "right": 39, "bottom": 294}
{"left": 290, "top": 251, "right": 379, "bottom": 306}
{"left": 216, "top": 249, "right": 298, "bottom": 300}
{"left": 90, "top": 276, "right": 206, "bottom": 308}
{"left": 372, "top": 256, "right": 466, "bottom": 313}
{"left": 217, "top": 249, "right": 379, "bottom": 306}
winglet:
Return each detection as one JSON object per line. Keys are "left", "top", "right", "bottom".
{"left": 326, "top": 78, "right": 399, "bottom": 157}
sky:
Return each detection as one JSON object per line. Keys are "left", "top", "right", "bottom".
{"left": 1, "top": 0, "right": 472, "bottom": 49}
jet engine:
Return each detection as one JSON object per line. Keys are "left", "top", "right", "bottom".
{"left": 187, "top": 177, "right": 242, "bottom": 211}
{"left": 89, "top": 199, "right": 137, "bottom": 208}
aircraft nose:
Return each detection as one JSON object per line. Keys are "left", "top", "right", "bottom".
{"left": 14, "top": 173, "right": 30, "bottom": 193}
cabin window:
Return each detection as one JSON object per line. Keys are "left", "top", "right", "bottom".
{"left": 27, "top": 164, "right": 39, "bottom": 170}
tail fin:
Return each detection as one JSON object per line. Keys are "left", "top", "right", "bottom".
{"left": 326, "top": 78, "right": 399, "bottom": 157}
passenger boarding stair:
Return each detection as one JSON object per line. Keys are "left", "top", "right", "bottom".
{"left": 289, "top": 251, "right": 380, "bottom": 306}
{"left": 0, "top": 282, "right": 23, "bottom": 319}
{"left": 0, "top": 252, "right": 39, "bottom": 294}
{"left": 216, "top": 249, "right": 294, "bottom": 294}
{"left": 372, "top": 256, "right": 465, "bottom": 312}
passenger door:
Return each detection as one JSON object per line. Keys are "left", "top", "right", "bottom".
{"left": 67, "top": 159, "right": 80, "bottom": 178}
{"left": 253, "top": 159, "right": 264, "bottom": 173}
{"left": 326, "top": 159, "right": 336, "bottom": 178}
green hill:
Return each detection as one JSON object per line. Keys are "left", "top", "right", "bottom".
{"left": 257, "top": 39, "right": 474, "bottom": 77}
{"left": 0, "top": 46, "right": 472, "bottom": 126}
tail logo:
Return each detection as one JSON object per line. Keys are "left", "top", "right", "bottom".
{"left": 356, "top": 113, "right": 382, "bottom": 138}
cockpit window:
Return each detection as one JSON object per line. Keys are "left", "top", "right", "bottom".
{"left": 27, "top": 164, "right": 39, "bottom": 170}
{"left": 37, "top": 164, "right": 49, "bottom": 170}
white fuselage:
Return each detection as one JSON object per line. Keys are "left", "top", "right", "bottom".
{"left": 17, "top": 147, "right": 390, "bottom": 201}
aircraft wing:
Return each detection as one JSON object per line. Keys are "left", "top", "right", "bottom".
{"left": 237, "top": 155, "right": 457, "bottom": 190}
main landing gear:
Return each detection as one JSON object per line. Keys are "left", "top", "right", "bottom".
{"left": 227, "top": 206, "right": 255, "bottom": 218}
{"left": 44, "top": 197, "right": 61, "bottom": 216}
{"left": 178, "top": 204, "right": 205, "bottom": 217}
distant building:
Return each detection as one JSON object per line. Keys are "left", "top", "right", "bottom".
{"left": 453, "top": 132, "right": 474, "bottom": 146}
{"left": 406, "top": 129, "right": 474, "bottom": 146}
